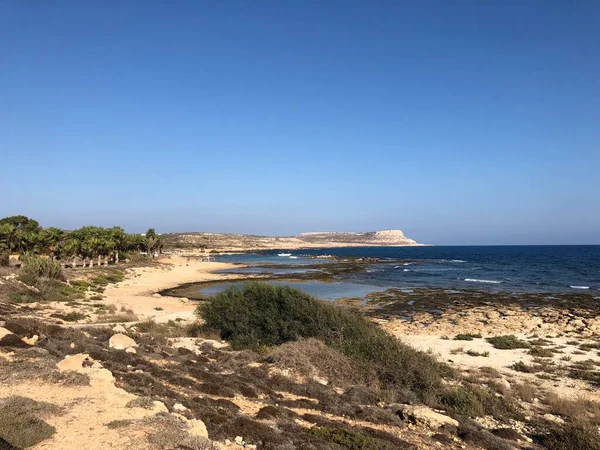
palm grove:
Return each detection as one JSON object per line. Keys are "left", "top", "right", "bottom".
{"left": 0, "top": 215, "right": 163, "bottom": 267}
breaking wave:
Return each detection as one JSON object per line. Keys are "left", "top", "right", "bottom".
{"left": 464, "top": 278, "right": 502, "bottom": 284}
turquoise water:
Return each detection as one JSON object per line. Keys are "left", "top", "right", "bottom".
{"left": 199, "top": 280, "right": 386, "bottom": 301}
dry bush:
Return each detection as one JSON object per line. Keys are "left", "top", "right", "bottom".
{"left": 266, "top": 338, "right": 377, "bottom": 387}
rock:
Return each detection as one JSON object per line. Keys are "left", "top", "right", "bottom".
{"left": 235, "top": 435, "right": 244, "bottom": 445}
{"left": 109, "top": 334, "right": 138, "bottom": 350}
{"left": 180, "top": 297, "right": 189, "bottom": 303}
{"left": 57, "top": 354, "right": 86, "bottom": 370}
{"left": 125, "top": 347, "right": 137, "bottom": 354}
{"left": 152, "top": 401, "right": 169, "bottom": 413}
{"left": 152, "top": 293, "right": 161, "bottom": 298}
{"left": 313, "top": 376, "right": 329, "bottom": 385}
{"left": 0, "top": 327, "right": 29, "bottom": 348}
{"left": 112, "top": 324, "right": 127, "bottom": 334}
{"left": 70, "top": 342, "right": 76, "bottom": 349}
{"left": 543, "top": 413, "right": 565, "bottom": 425}
{"left": 22, "top": 334, "right": 39, "bottom": 346}
{"left": 188, "top": 418, "right": 208, "bottom": 438}
{"left": 173, "top": 403, "right": 187, "bottom": 412}
{"left": 397, "top": 405, "right": 459, "bottom": 429}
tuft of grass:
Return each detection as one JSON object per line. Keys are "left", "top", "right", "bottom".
{"left": 512, "top": 383, "right": 537, "bottom": 403}
{"left": 198, "top": 282, "right": 451, "bottom": 399}
{"left": 486, "top": 335, "right": 530, "bottom": 350}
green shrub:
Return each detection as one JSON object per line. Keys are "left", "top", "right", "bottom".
{"left": 454, "top": 333, "right": 482, "bottom": 341}
{"left": 19, "top": 254, "right": 63, "bottom": 284}
{"left": 486, "top": 335, "right": 530, "bottom": 350}
{"left": 0, "top": 251, "right": 9, "bottom": 267}
{"left": 198, "top": 283, "right": 450, "bottom": 397}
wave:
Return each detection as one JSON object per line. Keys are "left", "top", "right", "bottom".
{"left": 451, "top": 259, "right": 466, "bottom": 263}
{"left": 403, "top": 269, "right": 411, "bottom": 272}
{"left": 464, "top": 278, "right": 502, "bottom": 284}
{"left": 570, "top": 285, "right": 590, "bottom": 290}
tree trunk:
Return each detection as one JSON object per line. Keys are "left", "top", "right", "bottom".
{"left": 115, "top": 250, "right": 119, "bottom": 264}
{"left": 89, "top": 258, "right": 93, "bottom": 268}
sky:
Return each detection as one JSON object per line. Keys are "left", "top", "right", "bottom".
{"left": 1, "top": 1, "right": 598, "bottom": 245}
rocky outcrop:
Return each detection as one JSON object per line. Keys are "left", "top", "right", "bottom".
{"left": 396, "top": 405, "right": 459, "bottom": 429}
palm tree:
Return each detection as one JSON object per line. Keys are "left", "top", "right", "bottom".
{"left": 0, "top": 223, "right": 17, "bottom": 252}
{"left": 44, "top": 227, "right": 64, "bottom": 261}
{"left": 144, "top": 234, "right": 163, "bottom": 259}
{"left": 110, "top": 227, "right": 127, "bottom": 263}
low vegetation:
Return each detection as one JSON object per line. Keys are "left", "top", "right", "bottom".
{"left": 199, "top": 282, "right": 450, "bottom": 397}
{"left": 486, "top": 335, "right": 531, "bottom": 350}
{"left": 454, "top": 333, "right": 482, "bottom": 341}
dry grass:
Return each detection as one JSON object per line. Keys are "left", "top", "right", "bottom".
{"left": 512, "top": 383, "right": 537, "bottom": 403}
{"left": 544, "top": 392, "right": 600, "bottom": 424}
{"left": 266, "top": 338, "right": 377, "bottom": 388}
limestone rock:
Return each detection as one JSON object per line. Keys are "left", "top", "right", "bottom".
{"left": 125, "top": 347, "right": 137, "bottom": 354}
{"left": 109, "top": 334, "right": 138, "bottom": 350}
{"left": 173, "top": 403, "right": 187, "bottom": 412}
{"left": 22, "top": 334, "right": 39, "bottom": 346}
{"left": 112, "top": 324, "right": 127, "bottom": 334}
{"left": 152, "top": 293, "right": 161, "bottom": 298}
{"left": 152, "top": 401, "right": 169, "bottom": 413}
{"left": 235, "top": 435, "right": 244, "bottom": 445}
{"left": 397, "top": 405, "right": 459, "bottom": 428}
{"left": 188, "top": 418, "right": 208, "bottom": 438}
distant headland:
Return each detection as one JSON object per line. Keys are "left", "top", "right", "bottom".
{"left": 161, "top": 229, "right": 421, "bottom": 252}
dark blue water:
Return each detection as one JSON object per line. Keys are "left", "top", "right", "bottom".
{"left": 214, "top": 246, "right": 600, "bottom": 295}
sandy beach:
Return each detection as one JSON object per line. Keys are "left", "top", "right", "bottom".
{"left": 99, "top": 256, "right": 239, "bottom": 323}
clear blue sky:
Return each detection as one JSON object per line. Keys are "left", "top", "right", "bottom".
{"left": 1, "top": 1, "right": 598, "bottom": 244}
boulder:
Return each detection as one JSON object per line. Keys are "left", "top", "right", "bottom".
{"left": 109, "top": 334, "right": 138, "bottom": 350}
{"left": 125, "top": 347, "right": 137, "bottom": 354}
{"left": 173, "top": 403, "right": 187, "bottom": 412}
{"left": 397, "top": 405, "right": 458, "bottom": 428}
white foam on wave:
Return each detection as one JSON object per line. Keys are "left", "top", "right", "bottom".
{"left": 570, "top": 285, "right": 590, "bottom": 290}
{"left": 403, "top": 263, "right": 411, "bottom": 266}
{"left": 451, "top": 259, "right": 466, "bottom": 263}
{"left": 464, "top": 278, "right": 502, "bottom": 284}
{"left": 403, "top": 269, "right": 411, "bottom": 272}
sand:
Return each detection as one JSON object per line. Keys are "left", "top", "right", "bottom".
{"left": 99, "top": 256, "right": 238, "bottom": 323}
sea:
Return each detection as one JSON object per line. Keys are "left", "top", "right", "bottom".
{"left": 203, "top": 246, "right": 600, "bottom": 301}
